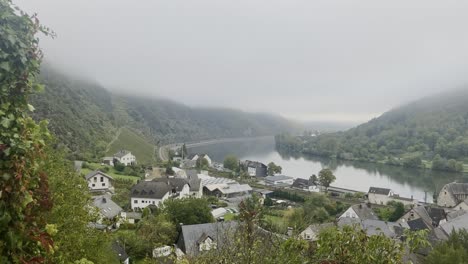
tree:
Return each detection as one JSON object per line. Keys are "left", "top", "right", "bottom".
{"left": 181, "top": 143, "right": 188, "bottom": 159}
{"left": 196, "top": 157, "right": 209, "bottom": 170}
{"left": 162, "top": 198, "right": 214, "bottom": 226}
{"left": 318, "top": 168, "right": 336, "bottom": 190}
{"left": 223, "top": 155, "right": 239, "bottom": 171}
{"left": 44, "top": 149, "right": 117, "bottom": 263}
{"left": 114, "top": 161, "right": 125, "bottom": 172}
{"left": 0, "top": 2, "right": 55, "bottom": 262}
{"left": 426, "top": 229, "right": 468, "bottom": 264}
{"left": 309, "top": 174, "right": 318, "bottom": 185}
{"left": 267, "top": 162, "right": 282, "bottom": 176}
{"left": 137, "top": 214, "right": 177, "bottom": 250}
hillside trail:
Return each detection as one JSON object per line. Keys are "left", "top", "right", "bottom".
{"left": 105, "top": 127, "right": 123, "bottom": 153}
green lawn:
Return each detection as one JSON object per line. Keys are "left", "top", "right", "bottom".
{"left": 107, "top": 127, "right": 155, "bottom": 165}
{"left": 81, "top": 163, "right": 140, "bottom": 183}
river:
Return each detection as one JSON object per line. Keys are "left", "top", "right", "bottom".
{"left": 188, "top": 137, "right": 468, "bottom": 203}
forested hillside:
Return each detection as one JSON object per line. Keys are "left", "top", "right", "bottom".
{"left": 31, "top": 65, "right": 296, "bottom": 161}
{"left": 276, "top": 89, "right": 468, "bottom": 172}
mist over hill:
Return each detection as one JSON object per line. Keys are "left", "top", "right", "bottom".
{"left": 276, "top": 89, "right": 468, "bottom": 172}
{"left": 31, "top": 65, "right": 298, "bottom": 161}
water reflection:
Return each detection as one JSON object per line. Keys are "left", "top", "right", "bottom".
{"left": 188, "top": 137, "right": 468, "bottom": 202}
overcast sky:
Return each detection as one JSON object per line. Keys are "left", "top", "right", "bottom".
{"left": 15, "top": 0, "right": 468, "bottom": 123}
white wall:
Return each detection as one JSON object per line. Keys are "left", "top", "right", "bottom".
{"left": 88, "top": 174, "right": 112, "bottom": 190}
{"left": 339, "top": 207, "right": 359, "bottom": 219}
{"left": 131, "top": 192, "right": 169, "bottom": 210}
{"left": 117, "top": 153, "right": 136, "bottom": 166}
{"left": 368, "top": 193, "right": 391, "bottom": 205}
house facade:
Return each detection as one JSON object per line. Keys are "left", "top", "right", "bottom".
{"left": 243, "top": 160, "right": 267, "bottom": 177}
{"left": 299, "top": 223, "right": 334, "bottom": 241}
{"left": 291, "top": 178, "right": 320, "bottom": 192}
{"left": 437, "top": 182, "right": 468, "bottom": 208}
{"left": 189, "top": 154, "right": 212, "bottom": 166}
{"left": 368, "top": 187, "right": 393, "bottom": 205}
{"left": 114, "top": 150, "right": 136, "bottom": 166}
{"left": 85, "top": 171, "right": 114, "bottom": 192}
{"left": 92, "top": 195, "right": 122, "bottom": 228}
{"left": 130, "top": 178, "right": 190, "bottom": 210}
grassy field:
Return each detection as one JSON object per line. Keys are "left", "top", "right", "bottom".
{"left": 81, "top": 163, "right": 140, "bottom": 183}
{"left": 106, "top": 127, "right": 155, "bottom": 165}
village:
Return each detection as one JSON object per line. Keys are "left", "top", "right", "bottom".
{"left": 78, "top": 148, "right": 468, "bottom": 263}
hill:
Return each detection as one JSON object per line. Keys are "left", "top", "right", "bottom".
{"left": 276, "top": 89, "right": 468, "bottom": 172}
{"left": 106, "top": 127, "right": 156, "bottom": 164}
{"left": 31, "top": 65, "right": 297, "bottom": 162}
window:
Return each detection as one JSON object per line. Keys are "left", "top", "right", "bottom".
{"left": 102, "top": 183, "right": 105, "bottom": 187}
{"left": 100, "top": 177, "right": 104, "bottom": 182}
{"left": 93, "top": 177, "right": 97, "bottom": 182}
{"left": 134, "top": 200, "right": 138, "bottom": 203}
{"left": 92, "top": 184, "right": 95, "bottom": 187}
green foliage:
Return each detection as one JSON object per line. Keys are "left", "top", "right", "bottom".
{"left": 196, "top": 157, "right": 209, "bottom": 170}
{"left": 271, "top": 190, "right": 305, "bottom": 203}
{"left": 44, "top": 149, "right": 117, "bottom": 263}
{"left": 162, "top": 198, "right": 214, "bottom": 226}
{"left": 113, "top": 161, "right": 125, "bottom": 172}
{"left": 264, "top": 196, "right": 274, "bottom": 206}
{"left": 374, "top": 201, "right": 405, "bottom": 222}
{"left": 318, "top": 168, "right": 336, "bottom": 189}
{"left": 267, "top": 162, "right": 283, "bottom": 176}
{"left": 136, "top": 214, "right": 177, "bottom": 250}
{"left": 426, "top": 229, "right": 468, "bottom": 264}
{"left": 223, "top": 154, "right": 239, "bottom": 171}
{"left": 276, "top": 90, "right": 468, "bottom": 172}
{"left": 0, "top": 2, "right": 54, "bottom": 261}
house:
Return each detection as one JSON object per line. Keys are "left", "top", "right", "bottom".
{"left": 291, "top": 178, "right": 320, "bottom": 192}
{"left": 85, "top": 171, "right": 114, "bottom": 192}
{"left": 242, "top": 160, "right": 267, "bottom": 177}
{"left": 264, "top": 175, "right": 294, "bottom": 186}
{"left": 437, "top": 182, "right": 468, "bottom": 208}
{"left": 120, "top": 211, "right": 142, "bottom": 224}
{"left": 338, "top": 203, "right": 378, "bottom": 220}
{"left": 455, "top": 198, "right": 468, "bottom": 211}
{"left": 299, "top": 223, "right": 334, "bottom": 241}
{"left": 188, "top": 153, "right": 212, "bottom": 166}
{"left": 439, "top": 212, "right": 468, "bottom": 237}
{"left": 102, "top": 157, "right": 114, "bottom": 166}
{"left": 204, "top": 182, "right": 252, "bottom": 198}
{"left": 92, "top": 195, "right": 123, "bottom": 229}
{"left": 113, "top": 150, "right": 136, "bottom": 166}
{"left": 130, "top": 178, "right": 190, "bottom": 210}
{"left": 112, "top": 242, "right": 130, "bottom": 264}
{"left": 368, "top": 187, "right": 393, "bottom": 205}
{"left": 338, "top": 218, "right": 409, "bottom": 239}
{"left": 177, "top": 222, "right": 238, "bottom": 256}
{"left": 397, "top": 205, "right": 433, "bottom": 229}
{"left": 368, "top": 187, "right": 416, "bottom": 206}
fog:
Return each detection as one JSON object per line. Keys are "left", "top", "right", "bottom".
{"left": 16, "top": 0, "right": 468, "bottom": 123}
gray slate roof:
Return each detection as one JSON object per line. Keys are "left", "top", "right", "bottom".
{"left": 177, "top": 222, "right": 238, "bottom": 256}
{"left": 114, "top": 150, "right": 131, "bottom": 158}
{"left": 265, "top": 175, "right": 293, "bottom": 182}
{"left": 407, "top": 218, "right": 429, "bottom": 231}
{"left": 446, "top": 209, "right": 467, "bottom": 221}
{"left": 93, "top": 195, "right": 122, "bottom": 219}
{"left": 292, "top": 178, "right": 315, "bottom": 189}
{"left": 186, "top": 170, "right": 201, "bottom": 192}
{"left": 131, "top": 181, "right": 171, "bottom": 199}
{"left": 440, "top": 212, "right": 468, "bottom": 235}
{"left": 85, "top": 170, "right": 114, "bottom": 181}
{"left": 338, "top": 217, "right": 409, "bottom": 238}
{"left": 368, "top": 187, "right": 391, "bottom": 195}
{"left": 350, "top": 204, "right": 378, "bottom": 220}
{"left": 243, "top": 160, "right": 267, "bottom": 168}
{"left": 443, "top": 182, "right": 468, "bottom": 204}
{"left": 152, "top": 178, "right": 190, "bottom": 192}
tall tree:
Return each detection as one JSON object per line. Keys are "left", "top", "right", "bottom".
{"left": 223, "top": 155, "right": 239, "bottom": 171}
{"left": 0, "top": 1, "right": 54, "bottom": 262}
{"left": 318, "top": 168, "right": 336, "bottom": 190}
{"left": 267, "top": 162, "right": 282, "bottom": 176}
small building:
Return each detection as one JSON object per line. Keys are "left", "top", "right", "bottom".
{"left": 92, "top": 195, "right": 123, "bottom": 229}
{"left": 85, "top": 171, "right": 114, "bottom": 192}
{"left": 242, "top": 160, "right": 267, "bottom": 177}
{"left": 188, "top": 153, "right": 212, "bottom": 166}
{"left": 455, "top": 198, "right": 468, "bottom": 211}
{"left": 102, "top": 157, "right": 114, "bottom": 166}
{"left": 368, "top": 187, "right": 394, "bottom": 205}
{"left": 397, "top": 205, "right": 433, "bottom": 229}
{"left": 114, "top": 150, "right": 136, "bottom": 166}
{"left": 299, "top": 223, "right": 334, "bottom": 241}
{"left": 437, "top": 182, "right": 468, "bottom": 208}
{"left": 130, "top": 178, "right": 190, "bottom": 210}
{"left": 120, "top": 211, "right": 142, "bottom": 225}
{"left": 338, "top": 203, "right": 378, "bottom": 220}
{"left": 264, "top": 175, "right": 294, "bottom": 186}
{"left": 204, "top": 182, "right": 252, "bottom": 198}
{"left": 291, "top": 178, "right": 320, "bottom": 192}
{"left": 176, "top": 222, "right": 238, "bottom": 256}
